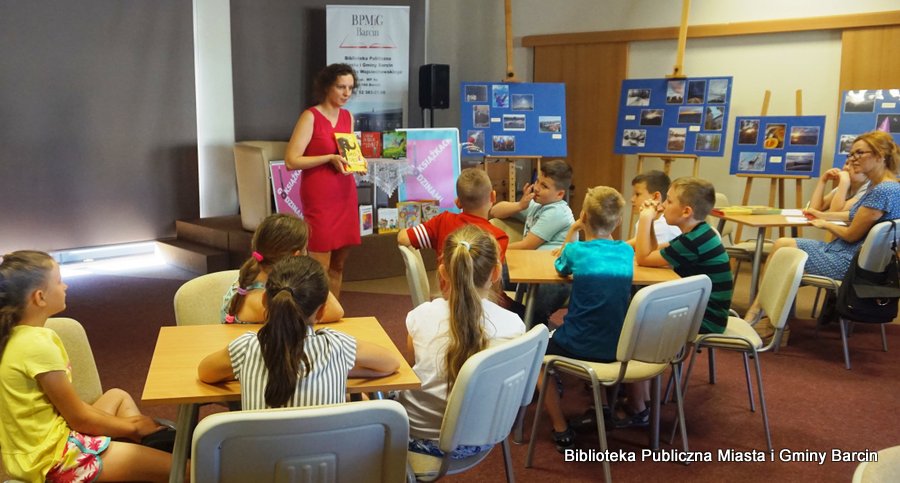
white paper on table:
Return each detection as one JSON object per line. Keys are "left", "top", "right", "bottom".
{"left": 781, "top": 209, "right": 804, "bottom": 216}
{"left": 826, "top": 220, "right": 848, "bottom": 226}
{"left": 784, "top": 216, "right": 810, "bottom": 224}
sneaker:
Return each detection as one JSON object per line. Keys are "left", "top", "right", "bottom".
{"left": 612, "top": 408, "right": 650, "bottom": 429}
{"left": 552, "top": 426, "right": 576, "bottom": 453}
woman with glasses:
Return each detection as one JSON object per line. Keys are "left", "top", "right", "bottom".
{"left": 745, "top": 131, "right": 900, "bottom": 321}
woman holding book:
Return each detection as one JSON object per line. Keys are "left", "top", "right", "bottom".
{"left": 286, "top": 63, "right": 365, "bottom": 298}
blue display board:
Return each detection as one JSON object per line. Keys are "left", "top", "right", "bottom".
{"left": 729, "top": 115, "right": 826, "bottom": 176}
{"left": 833, "top": 89, "right": 900, "bottom": 168}
{"left": 459, "top": 82, "right": 567, "bottom": 157}
{"left": 614, "top": 76, "right": 733, "bottom": 156}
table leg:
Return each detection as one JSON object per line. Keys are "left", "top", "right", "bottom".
{"left": 749, "top": 229, "right": 765, "bottom": 302}
{"left": 169, "top": 403, "right": 199, "bottom": 483}
{"left": 716, "top": 218, "right": 726, "bottom": 236}
{"left": 524, "top": 284, "right": 539, "bottom": 329}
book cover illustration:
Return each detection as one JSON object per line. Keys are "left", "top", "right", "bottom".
{"left": 419, "top": 200, "right": 441, "bottom": 222}
{"left": 378, "top": 208, "right": 399, "bottom": 233}
{"left": 360, "top": 132, "right": 383, "bottom": 158}
{"left": 397, "top": 201, "right": 422, "bottom": 229}
{"left": 382, "top": 131, "right": 407, "bottom": 159}
{"left": 359, "top": 205, "right": 373, "bottom": 236}
{"left": 334, "top": 132, "right": 368, "bottom": 172}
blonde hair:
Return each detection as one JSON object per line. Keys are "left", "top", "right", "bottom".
{"left": 456, "top": 168, "right": 493, "bottom": 211}
{"left": 582, "top": 186, "right": 625, "bottom": 235}
{"left": 670, "top": 177, "right": 716, "bottom": 220}
{"left": 441, "top": 225, "right": 499, "bottom": 389}
{"left": 855, "top": 131, "right": 900, "bottom": 174}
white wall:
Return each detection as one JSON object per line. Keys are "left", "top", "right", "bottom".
{"left": 428, "top": 0, "right": 898, "bottom": 238}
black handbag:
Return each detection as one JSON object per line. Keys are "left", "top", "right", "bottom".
{"left": 836, "top": 220, "right": 900, "bottom": 324}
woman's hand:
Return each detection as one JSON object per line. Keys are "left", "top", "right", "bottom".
{"left": 809, "top": 218, "right": 828, "bottom": 229}
{"left": 329, "top": 154, "right": 350, "bottom": 174}
{"left": 803, "top": 208, "right": 824, "bottom": 219}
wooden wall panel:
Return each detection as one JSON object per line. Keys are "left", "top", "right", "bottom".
{"left": 840, "top": 26, "right": 900, "bottom": 91}
{"left": 533, "top": 42, "right": 628, "bottom": 217}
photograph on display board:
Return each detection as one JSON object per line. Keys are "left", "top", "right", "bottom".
{"left": 614, "top": 76, "right": 732, "bottom": 156}
{"left": 640, "top": 109, "right": 664, "bottom": 126}
{"left": 466, "top": 85, "right": 487, "bottom": 102}
{"left": 677, "top": 106, "right": 703, "bottom": 124}
{"left": 492, "top": 84, "right": 509, "bottom": 108}
{"left": 460, "top": 82, "right": 567, "bottom": 157}
{"left": 512, "top": 94, "right": 534, "bottom": 111}
{"left": 730, "top": 115, "right": 825, "bottom": 175}
{"left": 834, "top": 89, "right": 900, "bottom": 168}
{"left": 666, "top": 80, "right": 685, "bottom": 104}
{"left": 539, "top": 116, "right": 561, "bottom": 133}
{"left": 705, "top": 106, "right": 724, "bottom": 131}
{"left": 739, "top": 119, "right": 760, "bottom": 144}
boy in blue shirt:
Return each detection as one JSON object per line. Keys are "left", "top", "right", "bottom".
{"left": 537, "top": 186, "right": 634, "bottom": 451}
{"left": 490, "top": 159, "right": 575, "bottom": 325}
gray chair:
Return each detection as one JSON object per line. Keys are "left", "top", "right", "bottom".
{"left": 192, "top": 400, "right": 409, "bottom": 483}
{"left": 173, "top": 270, "right": 240, "bottom": 326}
{"left": 526, "top": 275, "right": 712, "bottom": 483}
{"left": 677, "top": 247, "right": 807, "bottom": 452}
{"left": 234, "top": 141, "right": 287, "bottom": 231}
{"left": 398, "top": 245, "right": 430, "bottom": 308}
{"left": 407, "top": 325, "right": 549, "bottom": 483}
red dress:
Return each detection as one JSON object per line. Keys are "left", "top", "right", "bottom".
{"left": 300, "top": 107, "right": 361, "bottom": 252}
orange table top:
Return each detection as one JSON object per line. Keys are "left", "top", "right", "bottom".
{"left": 505, "top": 249, "right": 679, "bottom": 286}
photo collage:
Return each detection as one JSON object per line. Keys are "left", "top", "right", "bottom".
{"left": 459, "top": 82, "right": 567, "bottom": 157}
{"left": 615, "top": 76, "right": 732, "bottom": 156}
{"left": 729, "top": 115, "right": 826, "bottom": 175}
{"left": 832, "top": 89, "right": 900, "bottom": 169}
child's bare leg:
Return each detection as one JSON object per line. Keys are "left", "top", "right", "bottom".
{"left": 92, "top": 388, "right": 141, "bottom": 418}
{"left": 538, "top": 369, "right": 567, "bottom": 432}
{"left": 97, "top": 441, "right": 172, "bottom": 482}
{"left": 626, "top": 382, "right": 648, "bottom": 414}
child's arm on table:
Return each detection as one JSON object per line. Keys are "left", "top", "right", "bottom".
{"left": 634, "top": 200, "right": 669, "bottom": 267}
{"left": 38, "top": 371, "right": 162, "bottom": 442}
{"left": 318, "top": 291, "right": 345, "bottom": 323}
{"left": 349, "top": 340, "right": 402, "bottom": 378}
{"left": 197, "top": 347, "right": 235, "bottom": 383}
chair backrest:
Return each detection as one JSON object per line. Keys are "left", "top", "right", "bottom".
{"left": 233, "top": 141, "right": 287, "bottom": 231}
{"left": 44, "top": 318, "right": 103, "bottom": 404}
{"left": 757, "top": 248, "right": 808, "bottom": 331}
{"left": 398, "top": 245, "right": 430, "bottom": 308}
{"left": 708, "top": 192, "right": 733, "bottom": 243}
{"left": 858, "top": 219, "right": 899, "bottom": 273}
{"left": 191, "top": 400, "right": 409, "bottom": 483}
{"left": 173, "top": 270, "right": 240, "bottom": 326}
{"left": 617, "top": 275, "right": 711, "bottom": 364}
{"left": 438, "top": 325, "right": 549, "bottom": 453}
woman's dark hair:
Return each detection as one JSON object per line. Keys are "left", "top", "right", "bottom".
{"left": 313, "top": 63, "right": 357, "bottom": 104}
{"left": 0, "top": 251, "right": 55, "bottom": 358}
{"left": 257, "top": 256, "right": 329, "bottom": 408}
{"left": 226, "top": 214, "right": 308, "bottom": 322}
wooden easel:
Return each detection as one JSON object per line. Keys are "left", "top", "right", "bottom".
{"left": 482, "top": 156, "right": 541, "bottom": 202}
{"left": 733, "top": 89, "right": 809, "bottom": 242}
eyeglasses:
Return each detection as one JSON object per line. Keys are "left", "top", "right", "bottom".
{"left": 848, "top": 150, "right": 873, "bottom": 159}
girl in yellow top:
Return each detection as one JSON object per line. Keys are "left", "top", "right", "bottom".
{"left": 0, "top": 251, "right": 171, "bottom": 482}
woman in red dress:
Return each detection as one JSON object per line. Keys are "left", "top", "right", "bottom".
{"left": 285, "top": 64, "right": 364, "bottom": 297}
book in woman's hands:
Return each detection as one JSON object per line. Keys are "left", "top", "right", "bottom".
{"left": 334, "top": 133, "right": 368, "bottom": 172}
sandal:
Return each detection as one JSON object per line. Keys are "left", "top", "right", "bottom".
{"left": 552, "top": 426, "right": 576, "bottom": 453}
{"left": 569, "top": 406, "right": 612, "bottom": 432}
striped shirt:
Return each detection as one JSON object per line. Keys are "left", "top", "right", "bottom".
{"left": 661, "top": 221, "right": 733, "bottom": 334}
{"left": 228, "top": 327, "right": 357, "bottom": 410}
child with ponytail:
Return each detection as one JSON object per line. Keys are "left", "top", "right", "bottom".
{"left": 222, "top": 213, "right": 343, "bottom": 324}
{"left": 399, "top": 225, "right": 526, "bottom": 459}
{"left": 200, "top": 256, "right": 400, "bottom": 409}
{"left": 0, "top": 251, "right": 171, "bottom": 482}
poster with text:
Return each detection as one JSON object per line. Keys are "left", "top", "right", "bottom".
{"left": 269, "top": 161, "right": 303, "bottom": 217}
{"left": 398, "top": 128, "right": 461, "bottom": 213}
{"left": 614, "top": 76, "right": 733, "bottom": 157}
{"left": 459, "top": 82, "right": 567, "bottom": 157}
{"left": 327, "top": 5, "right": 409, "bottom": 131}
{"left": 833, "top": 89, "right": 900, "bottom": 169}
{"left": 729, "top": 115, "right": 826, "bottom": 176}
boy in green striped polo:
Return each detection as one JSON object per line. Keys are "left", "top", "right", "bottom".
{"left": 634, "top": 177, "right": 733, "bottom": 334}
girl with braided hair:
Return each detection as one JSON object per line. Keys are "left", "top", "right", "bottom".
{"left": 200, "top": 256, "right": 399, "bottom": 409}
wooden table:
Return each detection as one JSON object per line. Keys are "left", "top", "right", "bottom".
{"left": 711, "top": 213, "right": 808, "bottom": 301}
{"left": 142, "top": 317, "right": 420, "bottom": 483}
{"left": 506, "top": 249, "right": 679, "bottom": 328}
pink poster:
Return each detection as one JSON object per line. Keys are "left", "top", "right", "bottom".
{"left": 400, "top": 128, "right": 461, "bottom": 212}
{"left": 269, "top": 161, "right": 303, "bottom": 218}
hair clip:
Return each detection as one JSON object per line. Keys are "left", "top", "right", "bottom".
{"left": 459, "top": 241, "right": 471, "bottom": 251}
{"left": 252, "top": 251, "right": 264, "bottom": 262}
{"left": 236, "top": 287, "right": 249, "bottom": 296}
{"left": 224, "top": 314, "right": 235, "bottom": 324}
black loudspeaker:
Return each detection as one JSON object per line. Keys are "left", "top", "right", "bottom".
{"left": 419, "top": 64, "right": 450, "bottom": 109}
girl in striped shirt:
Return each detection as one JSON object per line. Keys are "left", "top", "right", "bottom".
{"left": 199, "top": 256, "right": 400, "bottom": 409}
